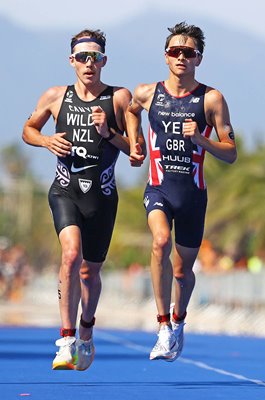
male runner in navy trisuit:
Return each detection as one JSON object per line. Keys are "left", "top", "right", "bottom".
{"left": 126, "top": 22, "right": 237, "bottom": 361}
{"left": 23, "top": 28, "right": 144, "bottom": 371}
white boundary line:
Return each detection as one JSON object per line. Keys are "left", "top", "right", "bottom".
{"left": 97, "top": 331, "right": 265, "bottom": 387}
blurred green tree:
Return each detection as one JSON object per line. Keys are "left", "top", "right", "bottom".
{"left": 204, "top": 137, "right": 265, "bottom": 259}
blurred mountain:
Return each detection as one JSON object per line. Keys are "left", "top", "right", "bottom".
{"left": 0, "top": 13, "right": 264, "bottom": 187}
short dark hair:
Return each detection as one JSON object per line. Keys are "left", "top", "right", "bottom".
{"left": 71, "top": 29, "right": 106, "bottom": 53}
{"left": 165, "top": 21, "right": 205, "bottom": 54}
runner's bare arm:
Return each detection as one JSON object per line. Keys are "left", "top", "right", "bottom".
{"left": 91, "top": 87, "right": 130, "bottom": 155}
{"left": 126, "top": 83, "right": 155, "bottom": 165}
{"left": 183, "top": 88, "right": 237, "bottom": 164}
{"left": 98, "top": 87, "right": 146, "bottom": 166}
{"left": 22, "top": 87, "right": 72, "bottom": 157}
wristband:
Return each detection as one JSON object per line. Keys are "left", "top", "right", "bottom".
{"left": 105, "top": 131, "right": 116, "bottom": 141}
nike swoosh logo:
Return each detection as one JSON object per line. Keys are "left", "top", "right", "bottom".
{"left": 71, "top": 164, "right": 98, "bottom": 173}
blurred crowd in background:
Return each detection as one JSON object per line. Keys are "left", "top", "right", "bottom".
{"left": 1, "top": 235, "right": 265, "bottom": 303}
{"left": 196, "top": 239, "right": 265, "bottom": 275}
{"left": 0, "top": 237, "right": 32, "bottom": 301}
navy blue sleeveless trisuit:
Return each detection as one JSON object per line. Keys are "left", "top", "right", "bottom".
{"left": 144, "top": 82, "right": 213, "bottom": 248}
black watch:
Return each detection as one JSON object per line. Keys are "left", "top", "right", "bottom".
{"left": 105, "top": 131, "right": 116, "bottom": 141}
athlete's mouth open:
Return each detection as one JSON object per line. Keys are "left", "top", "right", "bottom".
{"left": 84, "top": 72, "right": 94, "bottom": 77}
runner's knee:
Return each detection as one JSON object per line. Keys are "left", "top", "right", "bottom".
{"left": 79, "top": 262, "right": 102, "bottom": 280}
{"left": 152, "top": 233, "right": 171, "bottom": 257}
{"left": 61, "top": 248, "right": 82, "bottom": 272}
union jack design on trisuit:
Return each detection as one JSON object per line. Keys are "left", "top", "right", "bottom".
{"left": 192, "top": 125, "right": 212, "bottom": 189}
{"left": 148, "top": 127, "right": 164, "bottom": 186}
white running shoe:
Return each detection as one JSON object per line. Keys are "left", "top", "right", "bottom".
{"left": 75, "top": 337, "right": 95, "bottom": 371}
{"left": 52, "top": 336, "right": 77, "bottom": 370}
{"left": 170, "top": 303, "right": 185, "bottom": 359}
{"left": 150, "top": 325, "right": 178, "bottom": 362}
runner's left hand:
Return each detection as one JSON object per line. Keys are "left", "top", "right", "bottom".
{"left": 91, "top": 106, "right": 110, "bottom": 138}
{"left": 182, "top": 118, "right": 201, "bottom": 144}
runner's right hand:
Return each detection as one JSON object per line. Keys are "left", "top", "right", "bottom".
{"left": 45, "top": 132, "right": 72, "bottom": 157}
{"left": 129, "top": 143, "right": 145, "bottom": 167}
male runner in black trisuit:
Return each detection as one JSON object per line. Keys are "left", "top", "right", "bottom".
{"left": 23, "top": 28, "right": 144, "bottom": 371}
{"left": 126, "top": 22, "right": 237, "bottom": 361}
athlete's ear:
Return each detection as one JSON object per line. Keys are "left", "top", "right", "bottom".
{"left": 102, "top": 55, "right": 107, "bottom": 67}
{"left": 69, "top": 55, "right": 75, "bottom": 68}
{"left": 165, "top": 52, "right": 170, "bottom": 66}
{"left": 195, "top": 54, "right": 203, "bottom": 67}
